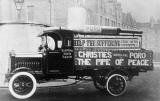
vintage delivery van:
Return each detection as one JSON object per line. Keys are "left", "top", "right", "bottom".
{"left": 5, "top": 26, "right": 153, "bottom": 99}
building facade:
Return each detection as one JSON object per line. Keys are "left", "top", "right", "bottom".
{"left": 0, "top": 0, "right": 136, "bottom": 29}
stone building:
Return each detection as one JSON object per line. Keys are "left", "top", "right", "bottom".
{"left": 0, "top": 0, "right": 135, "bottom": 29}
{"left": 122, "top": 12, "right": 137, "bottom": 29}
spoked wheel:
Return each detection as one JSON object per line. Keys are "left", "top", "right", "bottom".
{"left": 9, "top": 72, "right": 37, "bottom": 99}
{"left": 93, "top": 76, "right": 105, "bottom": 91}
{"left": 106, "top": 74, "right": 127, "bottom": 96}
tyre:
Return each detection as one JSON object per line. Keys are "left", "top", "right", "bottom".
{"left": 93, "top": 77, "right": 105, "bottom": 91}
{"left": 9, "top": 72, "right": 37, "bottom": 99}
{"left": 106, "top": 74, "right": 127, "bottom": 96}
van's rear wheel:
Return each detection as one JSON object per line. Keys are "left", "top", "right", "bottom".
{"left": 9, "top": 72, "right": 37, "bottom": 99}
{"left": 93, "top": 76, "right": 105, "bottom": 91}
{"left": 106, "top": 74, "right": 127, "bottom": 96}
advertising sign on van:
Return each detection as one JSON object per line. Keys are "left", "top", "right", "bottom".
{"left": 74, "top": 35, "right": 141, "bottom": 49}
{"left": 74, "top": 50, "right": 152, "bottom": 67}
{"left": 74, "top": 38, "right": 140, "bottom": 49}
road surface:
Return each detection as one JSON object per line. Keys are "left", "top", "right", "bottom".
{"left": 0, "top": 70, "right": 160, "bottom": 101}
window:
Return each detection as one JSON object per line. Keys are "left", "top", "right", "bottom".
{"left": 87, "top": 15, "right": 90, "bottom": 25}
{"left": 108, "top": 19, "right": 110, "bottom": 26}
{"left": 100, "top": 0, "right": 103, "bottom": 9}
{"left": 65, "top": 38, "right": 71, "bottom": 47}
{"left": 27, "top": 5, "right": 34, "bottom": 22}
{"left": 46, "top": 36, "right": 56, "bottom": 50}
{"left": 105, "top": 18, "right": 110, "bottom": 26}
{"left": 105, "top": 18, "right": 107, "bottom": 26}
{"left": 100, "top": 16, "right": 103, "bottom": 25}
{"left": 118, "top": 23, "right": 120, "bottom": 27}
{"left": 111, "top": 20, "right": 114, "bottom": 26}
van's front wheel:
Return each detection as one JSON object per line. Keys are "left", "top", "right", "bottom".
{"left": 9, "top": 72, "right": 37, "bottom": 99}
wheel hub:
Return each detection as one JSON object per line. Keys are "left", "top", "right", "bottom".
{"left": 12, "top": 75, "right": 33, "bottom": 95}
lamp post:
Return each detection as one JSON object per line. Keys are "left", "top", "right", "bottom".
{"left": 49, "top": 0, "right": 52, "bottom": 25}
{"left": 14, "top": 0, "right": 24, "bottom": 22}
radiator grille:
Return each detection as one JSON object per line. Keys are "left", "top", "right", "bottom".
{"left": 14, "top": 57, "right": 42, "bottom": 71}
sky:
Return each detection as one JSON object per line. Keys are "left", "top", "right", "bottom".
{"left": 117, "top": 0, "right": 160, "bottom": 22}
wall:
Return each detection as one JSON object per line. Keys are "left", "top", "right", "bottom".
{"left": 142, "top": 29, "right": 160, "bottom": 62}
{"left": 0, "top": 0, "right": 125, "bottom": 27}
{"left": 67, "top": 7, "right": 87, "bottom": 30}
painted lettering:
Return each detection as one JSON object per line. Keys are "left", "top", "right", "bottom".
{"left": 128, "top": 59, "right": 149, "bottom": 66}
{"left": 77, "top": 59, "right": 91, "bottom": 66}
{"left": 78, "top": 51, "right": 112, "bottom": 58}
{"left": 115, "top": 59, "right": 124, "bottom": 66}
{"left": 129, "top": 52, "right": 146, "bottom": 59}
{"left": 96, "top": 59, "right": 110, "bottom": 66}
